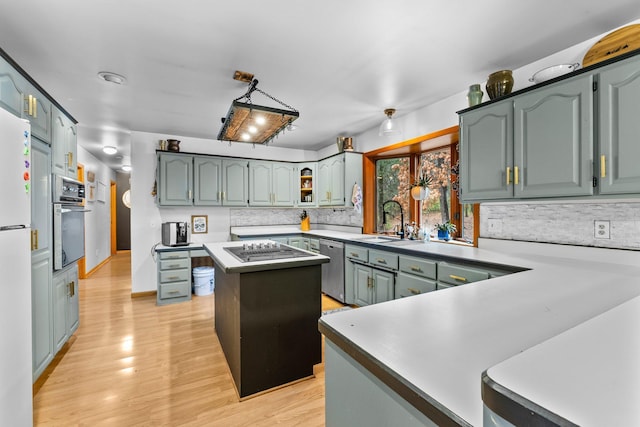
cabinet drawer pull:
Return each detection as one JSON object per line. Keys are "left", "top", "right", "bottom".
{"left": 350, "top": 253, "right": 360, "bottom": 258}
{"left": 601, "top": 154, "right": 606, "bottom": 178}
{"left": 376, "top": 259, "right": 386, "bottom": 264}
{"left": 168, "top": 290, "right": 180, "bottom": 295}
{"left": 169, "top": 264, "right": 181, "bottom": 268}
{"left": 168, "top": 276, "right": 179, "bottom": 280}
{"left": 410, "top": 266, "right": 422, "bottom": 272}
{"left": 407, "top": 287, "right": 421, "bottom": 295}
{"left": 506, "top": 167, "right": 511, "bottom": 185}
{"left": 449, "top": 274, "right": 467, "bottom": 282}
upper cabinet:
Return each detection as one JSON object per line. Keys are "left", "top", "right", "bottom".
{"left": 52, "top": 108, "right": 77, "bottom": 177}
{"left": 248, "top": 161, "right": 294, "bottom": 207}
{"left": 598, "top": 55, "right": 640, "bottom": 194}
{"left": 459, "top": 52, "right": 640, "bottom": 202}
{"left": 0, "top": 55, "right": 52, "bottom": 143}
{"left": 157, "top": 153, "right": 248, "bottom": 207}
{"left": 318, "top": 152, "right": 362, "bottom": 206}
{"left": 297, "top": 162, "right": 316, "bottom": 206}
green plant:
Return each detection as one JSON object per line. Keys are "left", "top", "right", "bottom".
{"left": 435, "top": 221, "right": 456, "bottom": 233}
{"left": 300, "top": 210, "right": 308, "bottom": 220}
{"left": 411, "top": 174, "right": 432, "bottom": 188}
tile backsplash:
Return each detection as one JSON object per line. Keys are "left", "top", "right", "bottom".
{"left": 230, "top": 207, "right": 363, "bottom": 228}
{"left": 480, "top": 200, "right": 640, "bottom": 250}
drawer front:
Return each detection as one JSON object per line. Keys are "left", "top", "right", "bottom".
{"left": 159, "top": 268, "right": 191, "bottom": 283}
{"left": 309, "top": 239, "right": 320, "bottom": 251}
{"left": 159, "top": 251, "right": 189, "bottom": 260}
{"left": 396, "top": 272, "right": 436, "bottom": 298}
{"left": 369, "top": 249, "right": 398, "bottom": 270}
{"left": 345, "top": 245, "right": 368, "bottom": 263}
{"left": 438, "top": 263, "right": 490, "bottom": 286}
{"left": 159, "top": 281, "right": 190, "bottom": 299}
{"left": 159, "top": 258, "right": 191, "bottom": 271}
{"left": 399, "top": 256, "right": 437, "bottom": 279}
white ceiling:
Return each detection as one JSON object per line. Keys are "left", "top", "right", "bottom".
{"left": 1, "top": 1, "right": 640, "bottom": 170}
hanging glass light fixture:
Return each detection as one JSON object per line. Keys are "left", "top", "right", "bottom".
{"left": 217, "top": 71, "right": 299, "bottom": 145}
{"left": 378, "top": 108, "right": 401, "bottom": 137}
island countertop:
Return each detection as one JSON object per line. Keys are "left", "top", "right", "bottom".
{"left": 318, "top": 239, "right": 640, "bottom": 426}
{"left": 204, "top": 240, "right": 329, "bottom": 274}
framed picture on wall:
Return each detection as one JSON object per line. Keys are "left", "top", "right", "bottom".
{"left": 87, "top": 184, "right": 96, "bottom": 202}
{"left": 191, "top": 215, "right": 208, "bottom": 234}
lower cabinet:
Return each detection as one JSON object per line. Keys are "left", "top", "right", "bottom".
{"left": 52, "top": 264, "right": 79, "bottom": 354}
{"left": 437, "top": 262, "right": 490, "bottom": 289}
{"left": 396, "top": 255, "right": 437, "bottom": 298}
{"left": 156, "top": 250, "right": 192, "bottom": 305}
{"left": 353, "top": 264, "right": 395, "bottom": 307}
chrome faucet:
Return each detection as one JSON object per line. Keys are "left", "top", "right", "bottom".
{"left": 382, "top": 200, "right": 405, "bottom": 239}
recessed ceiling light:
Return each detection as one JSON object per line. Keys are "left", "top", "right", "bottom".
{"left": 103, "top": 145, "right": 118, "bottom": 155}
{"left": 122, "top": 165, "right": 132, "bottom": 172}
{"left": 98, "top": 71, "right": 127, "bottom": 85}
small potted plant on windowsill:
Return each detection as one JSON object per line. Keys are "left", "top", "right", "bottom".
{"left": 410, "top": 175, "right": 432, "bottom": 200}
{"left": 300, "top": 210, "right": 310, "bottom": 231}
{"left": 435, "top": 221, "right": 456, "bottom": 241}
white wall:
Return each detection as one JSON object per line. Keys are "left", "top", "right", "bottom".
{"left": 77, "top": 145, "right": 116, "bottom": 272}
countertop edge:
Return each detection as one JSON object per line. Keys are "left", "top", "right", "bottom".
{"left": 319, "top": 319, "right": 473, "bottom": 427}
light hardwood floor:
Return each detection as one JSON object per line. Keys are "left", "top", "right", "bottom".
{"left": 34, "top": 252, "right": 345, "bottom": 426}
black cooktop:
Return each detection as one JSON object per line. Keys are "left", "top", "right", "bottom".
{"left": 225, "top": 243, "right": 314, "bottom": 263}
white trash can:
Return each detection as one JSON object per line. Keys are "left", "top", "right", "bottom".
{"left": 192, "top": 266, "right": 214, "bottom": 296}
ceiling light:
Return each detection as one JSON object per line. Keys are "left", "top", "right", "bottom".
{"left": 97, "top": 71, "right": 127, "bottom": 85}
{"left": 122, "top": 165, "right": 132, "bottom": 172}
{"left": 378, "top": 108, "right": 402, "bottom": 137}
{"left": 102, "top": 145, "right": 118, "bottom": 155}
{"left": 218, "top": 73, "right": 299, "bottom": 145}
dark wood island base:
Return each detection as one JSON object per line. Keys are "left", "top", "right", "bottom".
{"left": 214, "top": 263, "right": 322, "bottom": 399}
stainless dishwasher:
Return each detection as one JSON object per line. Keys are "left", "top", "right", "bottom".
{"left": 320, "top": 239, "right": 345, "bottom": 303}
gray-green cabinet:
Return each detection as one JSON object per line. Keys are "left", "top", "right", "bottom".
{"left": 598, "top": 55, "right": 640, "bottom": 194}
{"left": 31, "top": 139, "right": 53, "bottom": 380}
{"left": 395, "top": 255, "right": 437, "bottom": 298}
{"left": 52, "top": 108, "right": 77, "bottom": 177}
{"left": 318, "top": 152, "right": 362, "bottom": 207}
{"left": 158, "top": 153, "right": 248, "bottom": 206}
{"left": 158, "top": 152, "right": 193, "bottom": 206}
{"left": 460, "top": 74, "right": 593, "bottom": 201}
{"left": 53, "top": 264, "right": 79, "bottom": 353}
{"left": 0, "top": 58, "right": 25, "bottom": 118}
{"left": 346, "top": 246, "right": 395, "bottom": 306}
{"left": 156, "top": 251, "right": 192, "bottom": 305}
{"left": 514, "top": 74, "right": 593, "bottom": 198}
{"left": 248, "top": 161, "right": 294, "bottom": 206}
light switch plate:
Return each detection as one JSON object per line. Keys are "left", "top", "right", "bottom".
{"left": 594, "top": 220, "right": 610, "bottom": 239}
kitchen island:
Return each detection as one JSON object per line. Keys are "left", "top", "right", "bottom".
{"left": 204, "top": 240, "right": 329, "bottom": 399}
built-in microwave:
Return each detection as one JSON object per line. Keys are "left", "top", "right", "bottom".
{"left": 53, "top": 174, "right": 85, "bottom": 205}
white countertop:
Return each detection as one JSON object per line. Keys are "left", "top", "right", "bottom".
{"left": 204, "top": 240, "right": 329, "bottom": 274}
{"left": 484, "top": 293, "right": 640, "bottom": 426}
{"left": 318, "top": 240, "right": 640, "bottom": 426}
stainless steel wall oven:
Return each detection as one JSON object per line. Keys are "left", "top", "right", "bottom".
{"left": 52, "top": 175, "right": 86, "bottom": 270}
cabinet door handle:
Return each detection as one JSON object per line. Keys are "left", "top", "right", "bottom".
{"left": 31, "top": 229, "right": 38, "bottom": 251}
{"left": 67, "top": 152, "right": 73, "bottom": 167}
{"left": 32, "top": 96, "right": 37, "bottom": 118}
{"left": 449, "top": 274, "right": 467, "bottom": 282}
{"left": 514, "top": 166, "right": 519, "bottom": 185}
{"left": 222, "top": 191, "right": 226, "bottom": 201}
{"left": 506, "top": 167, "right": 511, "bottom": 185}
{"left": 367, "top": 277, "right": 373, "bottom": 288}
{"left": 408, "top": 287, "right": 421, "bottom": 295}
{"left": 601, "top": 155, "right": 606, "bottom": 178}
{"left": 68, "top": 281, "right": 75, "bottom": 297}
{"left": 410, "top": 266, "right": 422, "bottom": 272}
{"left": 188, "top": 190, "right": 192, "bottom": 200}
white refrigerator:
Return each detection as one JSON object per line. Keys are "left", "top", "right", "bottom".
{"left": 0, "top": 107, "right": 33, "bottom": 426}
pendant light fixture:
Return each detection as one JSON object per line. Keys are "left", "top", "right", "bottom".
{"left": 378, "top": 108, "right": 402, "bottom": 137}
{"left": 217, "top": 71, "right": 299, "bottom": 145}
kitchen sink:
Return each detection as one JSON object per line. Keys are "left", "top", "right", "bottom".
{"left": 355, "top": 235, "right": 396, "bottom": 243}
{"left": 380, "top": 239, "right": 423, "bottom": 247}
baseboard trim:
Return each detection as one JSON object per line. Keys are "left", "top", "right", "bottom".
{"left": 33, "top": 335, "right": 77, "bottom": 396}
{"left": 84, "top": 256, "right": 112, "bottom": 278}
{"left": 131, "top": 290, "right": 157, "bottom": 298}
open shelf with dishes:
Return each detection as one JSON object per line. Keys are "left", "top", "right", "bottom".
{"left": 299, "top": 165, "right": 314, "bottom": 205}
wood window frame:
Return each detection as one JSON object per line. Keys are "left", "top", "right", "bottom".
{"left": 362, "top": 125, "right": 479, "bottom": 246}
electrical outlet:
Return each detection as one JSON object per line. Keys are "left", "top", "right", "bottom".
{"left": 594, "top": 220, "right": 610, "bottom": 239}
{"left": 487, "top": 218, "right": 503, "bottom": 233}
